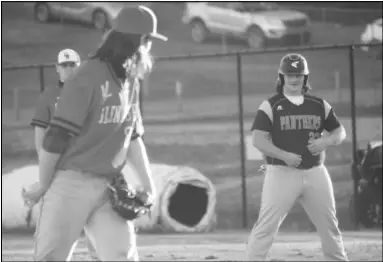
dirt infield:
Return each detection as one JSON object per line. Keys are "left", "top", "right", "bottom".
{"left": 2, "top": 231, "right": 382, "bottom": 261}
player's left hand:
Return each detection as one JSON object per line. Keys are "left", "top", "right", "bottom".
{"left": 136, "top": 189, "right": 154, "bottom": 207}
{"left": 22, "top": 182, "right": 45, "bottom": 208}
{"left": 307, "top": 137, "right": 330, "bottom": 155}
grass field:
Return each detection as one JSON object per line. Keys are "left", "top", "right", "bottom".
{"left": 2, "top": 231, "right": 382, "bottom": 261}
{"left": 1, "top": 3, "right": 382, "bottom": 231}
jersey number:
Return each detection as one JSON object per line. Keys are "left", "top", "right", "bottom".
{"left": 123, "top": 127, "right": 133, "bottom": 148}
{"left": 308, "top": 131, "right": 321, "bottom": 142}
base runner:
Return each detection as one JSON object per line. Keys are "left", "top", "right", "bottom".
{"left": 245, "top": 53, "right": 349, "bottom": 261}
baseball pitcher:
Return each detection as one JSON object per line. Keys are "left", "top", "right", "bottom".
{"left": 23, "top": 5, "right": 167, "bottom": 261}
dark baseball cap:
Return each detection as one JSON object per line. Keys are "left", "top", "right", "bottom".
{"left": 111, "top": 5, "right": 168, "bottom": 42}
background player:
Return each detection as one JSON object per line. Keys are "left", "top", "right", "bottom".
{"left": 30, "top": 48, "right": 80, "bottom": 156}
{"left": 28, "top": 48, "right": 102, "bottom": 261}
{"left": 245, "top": 53, "right": 349, "bottom": 261}
{"left": 22, "top": 5, "right": 166, "bottom": 261}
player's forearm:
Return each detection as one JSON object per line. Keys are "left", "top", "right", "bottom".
{"left": 128, "top": 137, "right": 156, "bottom": 196}
{"left": 38, "top": 125, "right": 71, "bottom": 191}
{"left": 38, "top": 148, "right": 61, "bottom": 191}
{"left": 34, "top": 127, "right": 46, "bottom": 160}
{"left": 252, "top": 135, "right": 288, "bottom": 160}
{"left": 325, "top": 125, "right": 347, "bottom": 146}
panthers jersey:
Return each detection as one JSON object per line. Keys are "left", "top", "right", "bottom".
{"left": 251, "top": 93, "right": 341, "bottom": 169}
{"left": 50, "top": 59, "right": 140, "bottom": 176}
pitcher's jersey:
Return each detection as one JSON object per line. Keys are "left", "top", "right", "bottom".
{"left": 50, "top": 59, "right": 139, "bottom": 176}
{"left": 30, "top": 83, "right": 62, "bottom": 129}
{"left": 251, "top": 93, "right": 341, "bottom": 169}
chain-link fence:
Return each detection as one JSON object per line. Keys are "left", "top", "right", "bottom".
{"left": 352, "top": 44, "right": 382, "bottom": 146}
{"left": 2, "top": 43, "right": 381, "bottom": 230}
{"left": 2, "top": 65, "right": 57, "bottom": 123}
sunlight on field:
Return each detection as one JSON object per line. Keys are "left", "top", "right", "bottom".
{"left": 2, "top": 231, "right": 382, "bottom": 261}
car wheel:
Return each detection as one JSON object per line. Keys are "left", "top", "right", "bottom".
{"left": 247, "top": 26, "right": 265, "bottom": 49}
{"left": 191, "top": 20, "right": 207, "bottom": 43}
{"left": 92, "top": 10, "right": 109, "bottom": 30}
{"left": 34, "top": 3, "right": 51, "bottom": 23}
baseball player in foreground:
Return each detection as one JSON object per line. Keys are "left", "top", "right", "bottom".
{"left": 28, "top": 48, "right": 101, "bottom": 261}
{"left": 245, "top": 53, "right": 349, "bottom": 261}
{"left": 22, "top": 5, "right": 166, "bottom": 261}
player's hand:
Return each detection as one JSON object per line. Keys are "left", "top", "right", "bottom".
{"left": 307, "top": 137, "right": 330, "bottom": 155}
{"left": 136, "top": 189, "right": 154, "bottom": 206}
{"left": 22, "top": 182, "right": 45, "bottom": 208}
{"left": 282, "top": 152, "right": 302, "bottom": 167}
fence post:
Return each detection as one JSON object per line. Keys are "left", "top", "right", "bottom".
{"left": 39, "top": 66, "right": 45, "bottom": 93}
{"left": 348, "top": 45, "right": 359, "bottom": 229}
{"left": 13, "top": 87, "right": 20, "bottom": 121}
{"left": 333, "top": 71, "right": 341, "bottom": 102}
{"left": 236, "top": 53, "right": 248, "bottom": 229}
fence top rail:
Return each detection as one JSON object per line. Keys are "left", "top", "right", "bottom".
{"left": 2, "top": 42, "right": 381, "bottom": 70}
{"left": 2, "top": 63, "right": 56, "bottom": 71}
{"left": 156, "top": 42, "right": 381, "bottom": 61}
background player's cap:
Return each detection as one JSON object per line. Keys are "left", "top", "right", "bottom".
{"left": 57, "top": 49, "right": 81, "bottom": 65}
{"left": 111, "top": 5, "right": 168, "bottom": 42}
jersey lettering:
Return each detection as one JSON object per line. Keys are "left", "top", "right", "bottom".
{"left": 98, "top": 105, "right": 136, "bottom": 124}
{"left": 280, "top": 115, "right": 321, "bottom": 131}
{"left": 308, "top": 131, "right": 321, "bottom": 142}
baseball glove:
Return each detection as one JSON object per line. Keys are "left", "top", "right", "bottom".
{"left": 108, "top": 173, "right": 153, "bottom": 221}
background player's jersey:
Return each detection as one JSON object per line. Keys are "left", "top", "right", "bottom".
{"left": 30, "top": 84, "right": 62, "bottom": 128}
{"left": 251, "top": 93, "right": 341, "bottom": 169}
{"left": 50, "top": 59, "right": 140, "bottom": 176}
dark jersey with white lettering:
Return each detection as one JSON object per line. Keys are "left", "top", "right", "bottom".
{"left": 251, "top": 93, "right": 341, "bottom": 169}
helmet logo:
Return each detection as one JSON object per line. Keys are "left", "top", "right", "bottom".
{"left": 291, "top": 61, "right": 299, "bottom": 68}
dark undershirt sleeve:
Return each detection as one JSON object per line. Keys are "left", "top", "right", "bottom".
{"left": 250, "top": 100, "right": 273, "bottom": 132}
{"left": 323, "top": 100, "right": 341, "bottom": 132}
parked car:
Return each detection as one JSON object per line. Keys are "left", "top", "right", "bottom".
{"left": 182, "top": 2, "right": 311, "bottom": 48}
{"left": 33, "top": 2, "right": 126, "bottom": 30}
{"left": 360, "top": 18, "right": 382, "bottom": 59}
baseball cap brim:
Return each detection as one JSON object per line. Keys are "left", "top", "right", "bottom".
{"left": 148, "top": 32, "right": 168, "bottom": 42}
{"left": 111, "top": 6, "right": 168, "bottom": 42}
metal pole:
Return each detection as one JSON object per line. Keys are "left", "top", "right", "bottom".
{"left": 39, "top": 66, "right": 45, "bottom": 93}
{"left": 236, "top": 53, "right": 248, "bottom": 229}
{"left": 348, "top": 45, "right": 359, "bottom": 229}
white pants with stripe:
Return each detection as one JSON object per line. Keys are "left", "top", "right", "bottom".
{"left": 245, "top": 165, "right": 348, "bottom": 261}
{"left": 34, "top": 169, "right": 139, "bottom": 261}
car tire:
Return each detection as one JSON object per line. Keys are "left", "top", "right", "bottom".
{"left": 190, "top": 19, "right": 208, "bottom": 44}
{"left": 92, "top": 10, "right": 109, "bottom": 30}
{"left": 34, "top": 3, "right": 51, "bottom": 23}
{"left": 247, "top": 26, "right": 266, "bottom": 49}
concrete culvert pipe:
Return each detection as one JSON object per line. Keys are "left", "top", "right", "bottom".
{"left": 158, "top": 167, "right": 217, "bottom": 233}
{"left": 2, "top": 163, "right": 216, "bottom": 234}
{"left": 168, "top": 183, "right": 209, "bottom": 228}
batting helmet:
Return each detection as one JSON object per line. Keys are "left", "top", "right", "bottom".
{"left": 276, "top": 53, "right": 311, "bottom": 93}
